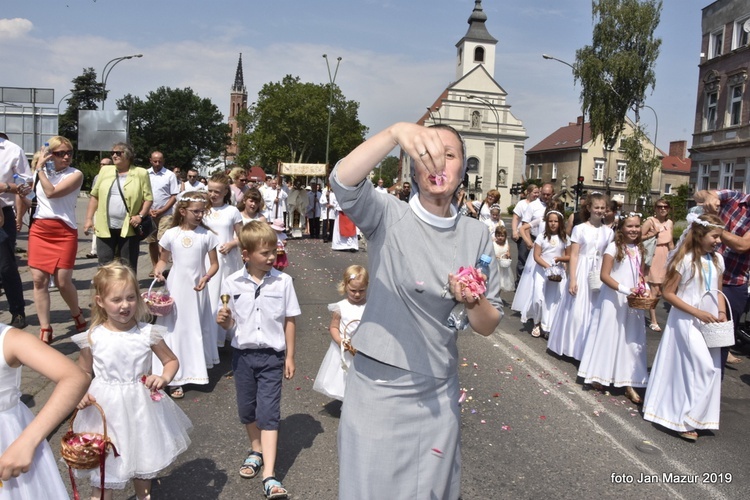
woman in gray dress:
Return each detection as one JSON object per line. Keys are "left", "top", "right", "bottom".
{"left": 330, "top": 122, "right": 502, "bottom": 499}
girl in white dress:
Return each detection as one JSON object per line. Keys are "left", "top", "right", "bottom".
{"left": 313, "top": 265, "right": 368, "bottom": 401}
{"left": 493, "top": 225, "right": 515, "bottom": 293}
{"left": 73, "top": 262, "right": 191, "bottom": 499}
{"left": 204, "top": 173, "right": 244, "bottom": 347}
{"left": 577, "top": 214, "right": 648, "bottom": 404}
{"left": 0, "top": 325, "right": 88, "bottom": 499}
{"left": 239, "top": 187, "right": 267, "bottom": 225}
{"left": 529, "top": 209, "right": 569, "bottom": 338}
{"left": 547, "top": 193, "right": 614, "bottom": 359}
{"left": 643, "top": 213, "right": 726, "bottom": 442}
{"left": 153, "top": 192, "right": 219, "bottom": 399}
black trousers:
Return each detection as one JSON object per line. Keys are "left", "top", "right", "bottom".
{"left": 97, "top": 228, "right": 141, "bottom": 274}
{"left": 515, "top": 236, "right": 530, "bottom": 287}
{"left": 309, "top": 217, "right": 321, "bottom": 239}
{"left": 0, "top": 206, "right": 25, "bottom": 316}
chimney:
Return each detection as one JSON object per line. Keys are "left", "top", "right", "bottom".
{"left": 669, "top": 140, "right": 687, "bottom": 159}
{"left": 576, "top": 115, "right": 584, "bottom": 126}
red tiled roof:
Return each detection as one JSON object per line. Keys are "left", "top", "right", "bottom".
{"left": 527, "top": 120, "right": 593, "bottom": 153}
{"left": 661, "top": 155, "right": 691, "bottom": 173}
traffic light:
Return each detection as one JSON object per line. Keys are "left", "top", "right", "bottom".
{"left": 463, "top": 172, "right": 469, "bottom": 189}
{"left": 576, "top": 176, "right": 584, "bottom": 196}
{"left": 474, "top": 176, "right": 482, "bottom": 190}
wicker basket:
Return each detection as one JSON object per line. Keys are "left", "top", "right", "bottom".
{"left": 627, "top": 295, "right": 660, "bottom": 310}
{"left": 699, "top": 290, "right": 735, "bottom": 348}
{"left": 141, "top": 279, "right": 174, "bottom": 317}
{"left": 61, "top": 402, "right": 117, "bottom": 470}
{"left": 548, "top": 275, "right": 563, "bottom": 282}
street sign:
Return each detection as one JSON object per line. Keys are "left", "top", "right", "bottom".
{"left": 0, "top": 87, "right": 54, "bottom": 105}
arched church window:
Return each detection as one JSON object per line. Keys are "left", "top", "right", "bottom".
{"left": 474, "top": 47, "right": 485, "bottom": 63}
{"left": 467, "top": 157, "right": 479, "bottom": 172}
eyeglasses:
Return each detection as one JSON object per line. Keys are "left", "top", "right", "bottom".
{"left": 51, "top": 150, "right": 73, "bottom": 158}
{"left": 187, "top": 209, "right": 206, "bottom": 216}
{"left": 111, "top": 151, "right": 124, "bottom": 156}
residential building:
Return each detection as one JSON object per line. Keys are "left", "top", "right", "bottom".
{"left": 660, "top": 140, "right": 692, "bottom": 197}
{"left": 526, "top": 117, "right": 662, "bottom": 209}
{"left": 409, "top": 0, "right": 527, "bottom": 203}
{"left": 690, "top": 0, "right": 750, "bottom": 191}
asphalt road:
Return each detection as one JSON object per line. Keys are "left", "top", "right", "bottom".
{"left": 21, "top": 216, "right": 750, "bottom": 499}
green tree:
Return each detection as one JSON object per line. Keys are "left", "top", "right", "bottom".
{"left": 247, "top": 75, "right": 367, "bottom": 170}
{"left": 59, "top": 68, "right": 107, "bottom": 146}
{"left": 621, "top": 127, "right": 660, "bottom": 208}
{"left": 116, "top": 87, "right": 230, "bottom": 168}
{"left": 376, "top": 156, "right": 399, "bottom": 187}
{"left": 664, "top": 183, "right": 690, "bottom": 223}
{"left": 574, "top": 0, "right": 662, "bottom": 146}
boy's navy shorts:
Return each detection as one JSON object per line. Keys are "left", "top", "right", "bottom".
{"left": 232, "top": 347, "right": 285, "bottom": 430}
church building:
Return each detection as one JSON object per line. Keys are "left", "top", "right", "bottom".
{"left": 227, "top": 53, "right": 248, "bottom": 163}
{"left": 415, "top": 0, "right": 527, "bottom": 202}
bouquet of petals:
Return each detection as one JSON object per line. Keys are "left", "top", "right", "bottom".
{"left": 545, "top": 264, "right": 564, "bottom": 282}
{"left": 141, "top": 279, "right": 174, "bottom": 316}
{"left": 454, "top": 266, "right": 487, "bottom": 299}
{"left": 140, "top": 375, "right": 164, "bottom": 402}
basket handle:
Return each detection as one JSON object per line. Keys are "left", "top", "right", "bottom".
{"left": 68, "top": 401, "right": 108, "bottom": 444}
{"left": 147, "top": 278, "right": 169, "bottom": 298}
{"left": 699, "top": 289, "right": 733, "bottom": 323}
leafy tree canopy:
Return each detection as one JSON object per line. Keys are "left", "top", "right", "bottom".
{"left": 245, "top": 75, "right": 367, "bottom": 171}
{"left": 621, "top": 127, "right": 660, "bottom": 208}
{"left": 574, "top": 0, "right": 662, "bottom": 145}
{"left": 116, "top": 87, "right": 230, "bottom": 169}
{"left": 376, "top": 156, "right": 400, "bottom": 187}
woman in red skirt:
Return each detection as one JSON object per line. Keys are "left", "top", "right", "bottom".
{"left": 29, "top": 136, "right": 86, "bottom": 343}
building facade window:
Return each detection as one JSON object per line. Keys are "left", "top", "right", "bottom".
{"left": 733, "top": 18, "right": 750, "bottom": 49}
{"left": 536, "top": 165, "right": 542, "bottom": 179}
{"left": 594, "top": 160, "right": 604, "bottom": 181}
{"left": 720, "top": 161, "right": 735, "bottom": 189}
{"left": 705, "top": 91, "right": 718, "bottom": 130}
{"left": 710, "top": 28, "right": 724, "bottom": 58}
{"left": 616, "top": 161, "right": 627, "bottom": 183}
{"left": 728, "top": 85, "right": 743, "bottom": 126}
{"left": 664, "top": 183, "right": 672, "bottom": 195}
{"left": 551, "top": 162, "right": 558, "bottom": 180}
{"left": 474, "top": 47, "right": 485, "bottom": 63}
{"left": 699, "top": 164, "right": 711, "bottom": 190}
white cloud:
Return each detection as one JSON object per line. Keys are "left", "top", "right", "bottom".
{"left": 0, "top": 18, "right": 33, "bottom": 40}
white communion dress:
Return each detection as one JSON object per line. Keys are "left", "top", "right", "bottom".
{"left": 72, "top": 323, "right": 192, "bottom": 489}
{"left": 0, "top": 325, "right": 69, "bottom": 500}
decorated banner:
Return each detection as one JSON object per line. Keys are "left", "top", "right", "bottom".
{"left": 278, "top": 162, "right": 327, "bottom": 176}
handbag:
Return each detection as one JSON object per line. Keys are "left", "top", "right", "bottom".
{"left": 587, "top": 251, "right": 603, "bottom": 291}
{"left": 115, "top": 175, "right": 153, "bottom": 240}
{"left": 642, "top": 235, "right": 657, "bottom": 267}
{"left": 699, "top": 290, "right": 735, "bottom": 348}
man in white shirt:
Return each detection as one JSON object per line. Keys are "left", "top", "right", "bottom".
{"left": 520, "top": 182, "right": 555, "bottom": 250}
{"left": 374, "top": 178, "right": 388, "bottom": 193}
{"left": 147, "top": 151, "right": 180, "bottom": 274}
{"left": 263, "top": 177, "right": 288, "bottom": 221}
{"left": 0, "top": 133, "right": 32, "bottom": 328}
{"left": 320, "top": 183, "right": 336, "bottom": 242}
{"left": 185, "top": 168, "right": 207, "bottom": 192}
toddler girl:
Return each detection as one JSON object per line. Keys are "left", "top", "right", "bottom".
{"left": 73, "top": 262, "right": 191, "bottom": 499}
{"left": 643, "top": 213, "right": 726, "bottom": 441}
{"left": 577, "top": 213, "right": 648, "bottom": 404}
{"left": 493, "top": 225, "right": 514, "bottom": 293}
{"left": 484, "top": 204, "right": 505, "bottom": 235}
{"left": 153, "top": 192, "right": 219, "bottom": 399}
{"left": 529, "top": 209, "right": 568, "bottom": 338}
{"left": 313, "top": 266, "right": 368, "bottom": 401}
{"left": 547, "top": 193, "right": 614, "bottom": 359}
{"left": 203, "top": 172, "right": 244, "bottom": 347}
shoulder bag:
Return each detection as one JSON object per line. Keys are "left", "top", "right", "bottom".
{"left": 116, "top": 174, "right": 153, "bottom": 240}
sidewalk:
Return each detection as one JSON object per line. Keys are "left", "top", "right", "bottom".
{"left": 0, "top": 196, "right": 155, "bottom": 402}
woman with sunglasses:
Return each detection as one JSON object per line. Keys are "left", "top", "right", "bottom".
{"left": 642, "top": 198, "right": 674, "bottom": 332}
{"left": 28, "top": 136, "right": 86, "bottom": 343}
{"left": 83, "top": 142, "right": 153, "bottom": 274}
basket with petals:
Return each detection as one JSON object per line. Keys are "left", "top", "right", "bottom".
{"left": 545, "top": 264, "right": 564, "bottom": 282}
{"left": 627, "top": 282, "right": 660, "bottom": 310}
{"left": 141, "top": 279, "right": 174, "bottom": 317}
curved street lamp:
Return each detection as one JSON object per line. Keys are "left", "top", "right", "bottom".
{"left": 323, "top": 54, "right": 342, "bottom": 170}
{"left": 467, "top": 95, "right": 500, "bottom": 190}
{"left": 542, "top": 54, "right": 585, "bottom": 210}
{"left": 101, "top": 54, "right": 143, "bottom": 109}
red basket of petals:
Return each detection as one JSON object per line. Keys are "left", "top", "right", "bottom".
{"left": 141, "top": 279, "right": 174, "bottom": 317}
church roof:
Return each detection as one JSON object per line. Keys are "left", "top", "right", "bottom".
{"left": 455, "top": 0, "right": 497, "bottom": 47}
{"left": 232, "top": 53, "right": 246, "bottom": 93}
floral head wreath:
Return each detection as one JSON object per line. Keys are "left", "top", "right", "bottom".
{"left": 686, "top": 211, "right": 724, "bottom": 229}
{"left": 546, "top": 210, "right": 564, "bottom": 219}
{"left": 347, "top": 273, "right": 358, "bottom": 282}
{"left": 666, "top": 208, "right": 724, "bottom": 267}
{"left": 181, "top": 196, "right": 207, "bottom": 204}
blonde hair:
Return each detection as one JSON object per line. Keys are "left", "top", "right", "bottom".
{"left": 171, "top": 191, "right": 213, "bottom": 231}
{"left": 238, "top": 220, "right": 277, "bottom": 254}
{"left": 47, "top": 135, "right": 73, "bottom": 151}
{"left": 337, "top": 265, "right": 369, "bottom": 295}
{"left": 209, "top": 171, "right": 232, "bottom": 205}
{"left": 89, "top": 262, "right": 150, "bottom": 332}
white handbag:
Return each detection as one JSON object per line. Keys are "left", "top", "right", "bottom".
{"left": 699, "top": 290, "right": 735, "bottom": 349}
{"left": 587, "top": 252, "right": 603, "bottom": 291}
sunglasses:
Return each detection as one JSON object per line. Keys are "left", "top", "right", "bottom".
{"left": 237, "top": 178, "right": 247, "bottom": 183}
{"left": 111, "top": 151, "right": 125, "bottom": 156}
{"left": 655, "top": 205, "right": 669, "bottom": 209}
{"left": 51, "top": 150, "right": 73, "bottom": 158}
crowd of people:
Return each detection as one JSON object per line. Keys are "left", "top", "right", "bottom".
{"left": 0, "top": 124, "right": 748, "bottom": 499}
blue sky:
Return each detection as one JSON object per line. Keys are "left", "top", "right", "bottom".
{"left": 1, "top": 0, "right": 708, "bottom": 156}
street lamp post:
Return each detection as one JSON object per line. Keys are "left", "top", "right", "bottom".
{"left": 101, "top": 54, "right": 143, "bottom": 109}
{"left": 467, "top": 95, "right": 500, "bottom": 190}
{"left": 542, "top": 54, "right": 585, "bottom": 210}
{"left": 323, "top": 54, "right": 342, "bottom": 171}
